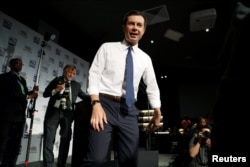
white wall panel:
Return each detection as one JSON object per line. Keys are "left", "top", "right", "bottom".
{"left": 0, "top": 11, "right": 90, "bottom": 165}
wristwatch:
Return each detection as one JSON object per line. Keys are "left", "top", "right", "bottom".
{"left": 91, "top": 100, "right": 100, "bottom": 106}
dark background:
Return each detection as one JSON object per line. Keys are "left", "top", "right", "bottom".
{"left": 0, "top": 0, "right": 246, "bottom": 123}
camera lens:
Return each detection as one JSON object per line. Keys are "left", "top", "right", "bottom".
{"left": 60, "top": 98, "right": 67, "bottom": 110}
{"left": 58, "top": 76, "right": 65, "bottom": 85}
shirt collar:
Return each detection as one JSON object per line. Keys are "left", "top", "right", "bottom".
{"left": 122, "top": 39, "right": 139, "bottom": 51}
{"left": 11, "top": 71, "right": 20, "bottom": 77}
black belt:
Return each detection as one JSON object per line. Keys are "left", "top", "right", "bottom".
{"left": 99, "top": 93, "right": 125, "bottom": 102}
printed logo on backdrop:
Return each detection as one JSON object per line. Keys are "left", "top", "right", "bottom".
{"left": 23, "top": 45, "right": 32, "bottom": 54}
{"left": 29, "top": 59, "right": 36, "bottom": 68}
{"left": 2, "top": 19, "right": 12, "bottom": 30}
{"left": 76, "top": 69, "right": 80, "bottom": 76}
{"left": 64, "top": 54, "right": 69, "bottom": 60}
{"left": 49, "top": 57, "right": 55, "bottom": 64}
{"left": 34, "top": 117, "right": 41, "bottom": 124}
{"left": 55, "top": 48, "right": 61, "bottom": 56}
{"left": 0, "top": 47, "right": 4, "bottom": 57}
{"left": 80, "top": 62, "right": 84, "bottom": 68}
{"left": 73, "top": 58, "right": 77, "bottom": 65}
{"left": 8, "top": 36, "right": 17, "bottom": 46}
{"left": 19, "top": 30, "right": 28, "bottom": 39}
{"left": 33, "top": 36, "right": 40, "bottom": 45}
{"left": 53, "top": 69, "right": 59, "bottom": 77}
{"left": 37, "top": 49, "right": 44, "bottom": 58}
{"left": 29, "top": 146, "right": 37, "bottom": 153}
{"left": 59, "top": 61, "right": 64, "bottom": 69}
{"left": 42, "top": 66, "right": 48, "bottom": 73}
{"left": 6, "top": 37, "right": 17, "bottom": 59}
{"left": 33, "top": 75, "right": 38, "bottom": 83}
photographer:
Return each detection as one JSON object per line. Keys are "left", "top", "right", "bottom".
{"left": 42, "top": 64, "right": 88, "bottom": 167}
{"left": 188, "top": 117, "right": 211, "bottom": 167}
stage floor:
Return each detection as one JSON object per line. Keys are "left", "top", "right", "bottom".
{"left": 16, "top": 153, "right": 177, "bottom": 167}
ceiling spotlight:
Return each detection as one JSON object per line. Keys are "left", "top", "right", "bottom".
{"left": 160, "top": 75, "right": 167, "bottom": 79}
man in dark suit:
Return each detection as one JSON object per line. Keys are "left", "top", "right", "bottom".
{"left": 0, "top": 58, "right": 38, "bottom": 167}
{"left": 42, "top": 64, "right": 88, "bottom": 167}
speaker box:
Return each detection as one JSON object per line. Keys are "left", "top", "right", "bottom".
{"left": 190, "top": 8, "right": 217, "bottom": 32}
{"left": 138, "top": 150, "right": 159, "bottom": 167}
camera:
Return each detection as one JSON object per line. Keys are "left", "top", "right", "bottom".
{"left": 60, "top": 80, "right": 71, "bottom": 110}
{"left": 63, "top": 81, "right": 70, "bottom": 97}
{"left": 60, "top": 97, "right": 67, "bottom": 110}
{"left": 57, "top": 76, "right": 65, "bottom": 85}
{"left": 200, "top": 131, "right": 210, "bottom": 142}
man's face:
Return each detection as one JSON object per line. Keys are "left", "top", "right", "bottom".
{"left": 199, "top": 118, "right": 207, "bottom": 127}
{"left": 11, "top": 60, "right": 23, "bottom": 72}
{"left": 64, "top": 68, "right": 76, "bottom": 81}
{"left": 123, "top": 15, "right": 146, "bottom": 46}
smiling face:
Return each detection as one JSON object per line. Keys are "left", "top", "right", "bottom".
{"left": 123, "top": 15, "right": 146, "bottom": 46}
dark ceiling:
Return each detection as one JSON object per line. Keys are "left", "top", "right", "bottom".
{"left": 0, "top": 0, "right": 242, "bottom": 82}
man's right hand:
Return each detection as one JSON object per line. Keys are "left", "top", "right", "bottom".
{"left": 28, "top": 91, "right": 38, "bottom": 99}
{"left": 90, "top": 103, "right": 108, "bottom": 132}
{"left": 55, "top": 83, "right": 65, "bottom": 92}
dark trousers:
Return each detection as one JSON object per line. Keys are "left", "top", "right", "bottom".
{"left": 43, "top": 108, "right": 74, "bottom": 167}
{"left": 81, "top": 95, "right": 139, "bottom": 167}
{"left": 0, "top": 121, "right": 25, "bottom": 167}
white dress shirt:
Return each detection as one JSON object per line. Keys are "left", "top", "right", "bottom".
{"left": 87, "top": 40, "right": 161, "bottom": 108}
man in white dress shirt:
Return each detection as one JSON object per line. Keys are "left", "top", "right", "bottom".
{"left": 82, "top": 10, "right": 162, "bottom": 167}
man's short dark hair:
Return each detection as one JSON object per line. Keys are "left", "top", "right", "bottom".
{"left": 122, "top": 10, "right": 148, "bottom": 28}
{"left": 9, "top": 58, "right": 21, "bottom": 66}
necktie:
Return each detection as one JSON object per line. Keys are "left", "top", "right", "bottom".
{"left": 125, "top": 46, "right": 134, "bottom": 107}
{"left": 65, "top": 81, "right": 72, "bottom": 109}
{"left": 17, "top": 75, "right": 25, "bottom": 95}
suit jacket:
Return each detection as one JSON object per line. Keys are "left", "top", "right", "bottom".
{"left": 43, "top": 76, "right": 89, "bottom": 118}
{"left": 0, "top": 71, "right": 29, "bottom": 122}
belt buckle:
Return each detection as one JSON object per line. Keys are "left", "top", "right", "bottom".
{"left": 114, "top": 96, "right": 120, "bottom": 102}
